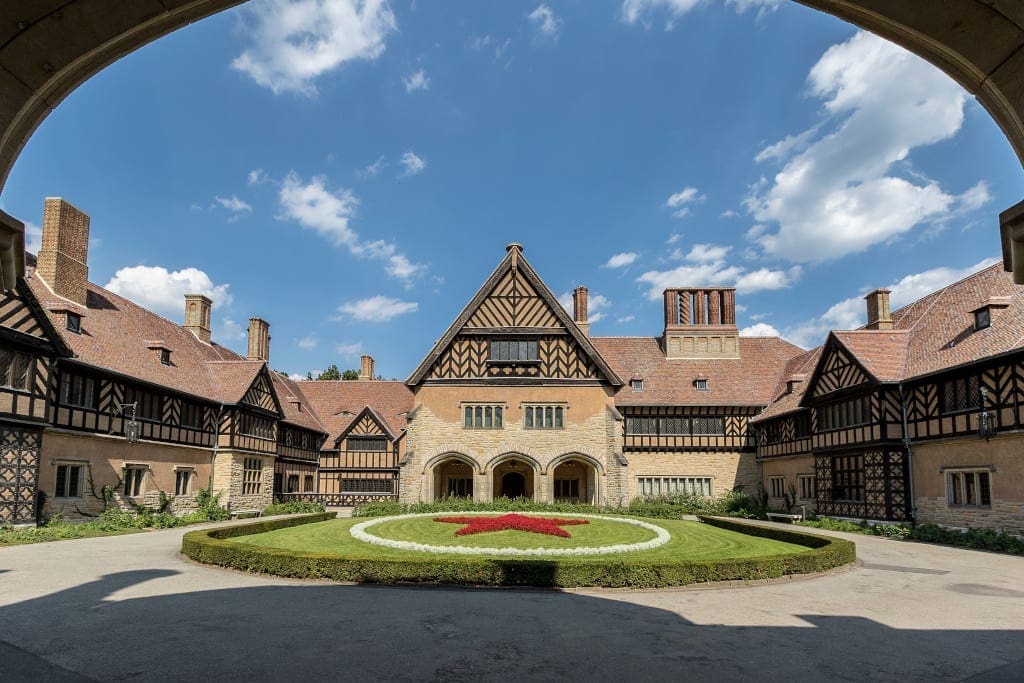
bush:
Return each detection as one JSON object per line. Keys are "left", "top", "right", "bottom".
{"left": 798, "top": 517, "right": 911, "bottom": 539}
{"left": 263, "top": 501, "right": 326, "bottom": 516}
{"left": 909, "top": 524, "right": 1024, "bottom": 554}
{"left": 181, "top": 512, "right": 855, "bottom": 588}
{"left": 194, "top": 487, "right": 231, "bottom": 521}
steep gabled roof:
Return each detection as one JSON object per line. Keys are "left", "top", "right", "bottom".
{"left": 335, "top": 405, "right": 399, "bottom": 444}
{"left": 750, "top": 346, "right": 821, "bottom": 423}
{"left": 591, "top": 336, "right": 804, "bottom": 406}
{"left": 297, "top": 380, "right": 414, "bottom": 446}
{"left": 270, "top": 371, "right": 328, "bottom": 434}
{"left": 407, "top": 245, "right": 623, "bottom": 386}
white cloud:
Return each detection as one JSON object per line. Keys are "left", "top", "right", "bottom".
{"left": 958, "top": 181, "right": 991, "bottom": 213}
{"left": 399, "top": 151, "right": 427, "bottom": 176}
{"left": 105, "top": 266, "right": 232, "bottom": 320}
{"left": 620, "top": 0, "right": 778, "bottom": 28}
{"left": 603, "top": 252, "right": 638, "bottom": 268}
{"left": 746, "top": 31, "right": 986, "bottom": 263}
{"left": 216, "top": 317, "right": 247, "bottom": 343}
{"left": 667, "top": 232, "right": 681, "bottom": 244}
{"left": 215, "top": 195, "right": 253, "bottom": 213}
{"left": 636, "top": 259, "right": 798, "bottom": 300}
{"left": 288, "top": 373, "right": 307, "bottom": 381}
{"left": 617, "top": 315, "right": 635, "bottom": 323}
{"left": 24, "top": 221, "right": 41, "bottom": 254}
{"left": 248, "top": 169, "right": 271, "bottom": 186}
{"left": 782, "top": 257, "right": 999, "bottom": 348}
{"left": 665, "top": 186, "right": 705, "bottom": 218}
{"left": 684, "top": 243, "right": 731, "bottom": 262}
{"left": 528, "top": 5, "right": 562, "bottom": 40}
{"left": 403, "top": 68, "right": 429, "bottom": 92}
{"left": 558, "top": 290, "right": 611, "bottom": 324}
{"left": 356, "top": 155, "right": 387, "bottom": 178}
{"left": 720, "top": 209, "right": 739, "bottom": 218}
{"left": 337, "top": 295, "right": 418, "bottom": 322}
{"left": 740, "top": 322, "right": 781, "bottom": 337}
{"left": 278, "top": 172, "right": 426, "bottom": 284}
{"left": 298, "top": 334, "right": 318, "bottom": 349}
{"left": 231, "top": 0, "right": 397, "bottom": 96}
{"left": 335, "top": 341, "right": 364, "bottom": 358}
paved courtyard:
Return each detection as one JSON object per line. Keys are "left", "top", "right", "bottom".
{"left": 1, "top": 519, "right": 1022, "bottom": 682}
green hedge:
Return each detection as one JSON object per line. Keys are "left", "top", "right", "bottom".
{"left": 181, "top": 513, "right": 855, "bottom": 588}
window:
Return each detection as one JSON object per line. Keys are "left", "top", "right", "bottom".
{"left": 446, "top": 477, "right": 473, "bottom": 497}
{"left": 55, "top": 463, "right": 84, "bottom": 498}
{"left": 554, "top": 479, "right": 580, "bottom": 499}
{"left": 798, "top": 475, "right": 815, "bottom": 500}
{"left": 625, "top": 417, "right": 659, "bottom": 434}
{"left": 940, "top": 375, "right": 981, "bottom": 414}
{"left": 974, "top": 308, "right": 991, "bottom": 330}
{"left": 123, "top": 465, "right": 146, "bottom": 497}
{"left": 820, "top": 396, "right": 871, "bottom": 430}
{"left": 0, "top": 348, "right": 32, "bottom": 391}
{"left": 831, "top": 453, "right": 864, "bottom": 502}
{"left": 341, "top": 478, "right": 392, "bottom": 494}
{"left": 489, "top": 339, "right": 538, "bottom": 362}
{"left": 637, "top": 476, "right": 713, "bottom": 497}
{"left": 59, "top": 372, "right": 96, "bottom": 408}
{"left": 346, "top": 437, "right": 387, "bottom": 451}
{"left": 66, "top": 313, "right": 81, "bottom": 333}
{"left": 287, "top": 474, "right": 299, "bottom": 493}
{"left": 769, "top": 476, "right": 785, "bottom": 498}
{"left": 160, "top": 348, "right": 171, "bottom": 365}
{"left": 463, "top": 404, "right": 503, "bottom": 429}
{"left": 181, "top": 402, "right": 203, "bottom": 429}
{"left": 524, "top": 405, "right": 564, "bottom": 429}
{"left": 692, "top": 417, "right": 725, "bottom": 435}
{"left": 273, "top": 473, "right": 283, "bottom": 494}
{"left": 947, "top": 470, "right": 992, "bottom": 508}
{"left": 125, "top": 386, "right": 162, "bottom": 422}
{"left": 304, "top": 475, "right": 314, "bottom": 492}
{"left": 238, "top": 413, "right": 274, "bottom": 439}
{"left": 630, "top": 379, "right": 644, "bottom": 392}
{"left": 242, "top": 458, "right": 263, "bottom": 495}
{"left": 695, "top": 379, "right": 709, "bottom": 391}
{"left": 174, "top": 469, "right": 193, "bottom": 496}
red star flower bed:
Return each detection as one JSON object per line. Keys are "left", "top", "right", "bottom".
{"left": 435, "top": 513, "right": 589, "bottom": 538}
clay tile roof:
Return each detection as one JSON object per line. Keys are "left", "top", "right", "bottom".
{"left": 751, "top": 346, "right": 821, "bottom": 423}
{"left": 831, "top": 330, "right": 911, "bottom": 382}
{"left": 205, "top": 361, "right": 266, "bottom": 405}
{"left": 270, "top": 372, "right": 328, "bottom": 434}
{"left": 295, "top": 380, "right": 414, "bottom": 446}
{"left": 590, "top": 336, "right": 805, "bottom": 407}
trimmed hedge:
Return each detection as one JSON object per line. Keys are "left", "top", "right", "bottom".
{"left": 181, "top": 513, "right": 855, "bottom": 588}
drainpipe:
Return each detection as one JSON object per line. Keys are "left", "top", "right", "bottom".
{"left": 898, "top": 382, "right": 916, "bottom": 523}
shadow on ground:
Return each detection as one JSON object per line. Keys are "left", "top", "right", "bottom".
{"left": 0, "top": 569, "right": 1022, "bottom": 681}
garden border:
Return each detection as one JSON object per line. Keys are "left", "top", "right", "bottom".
{"left": 181, "top": 512, "right": 856, "bottom": 588}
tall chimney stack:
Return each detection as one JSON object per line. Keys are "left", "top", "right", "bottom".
{"left": 864, "top": 289, "right": 893, "bottom": 330}
{"left": 661, "top": 287, "right": 739, "bottom": 359}
{"left": 247, "top": 318, "right": 270, "bottom": 361}
{"left": 36, "top": 197, "right": 90, "bottom": 305}
{"left": 184, "top": 294, "right": 212, "bottom": 343}
{"left": 359, "top": 355, "right": 375, "bottom": 381}
{"left": 572, "top": 285, "right": 590, "bottom": 336}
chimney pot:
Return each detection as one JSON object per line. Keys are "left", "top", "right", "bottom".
{"left": 36, "top": 197, "right": 90, "bottom": 305}
{"left": 359, "top": 355, "right": 375, "bottom": 381}
{"left": 864, "top": 289, "right": 893, "bottom": 330}
{"left": 247, "top": 318, "right": 270, "bottom": 361}
{"left": 572, "top": 285, "right": 590, "bottom": 336}
{"left": 183, "top": 294, "right": 212, "bottom": 343}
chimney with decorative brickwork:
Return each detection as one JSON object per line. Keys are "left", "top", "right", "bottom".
{"left": 572, "top": 285, "right": 590, "bottom": 336}
{"left": 36, "top": 197, "right": 90, "bottom": 305}
{"left": 183, "top": 294, "right": 212, "bottom": 343}
{"left": 864, "top": 289, "right": 893, "bottom": 330}
{"left": 662, "top": 287, "right": 739, "bottom": 359}
{"left": 359, "top": 354, "right": 375, "bottom": 381}
{"left": 247, "top": 318, "right": 270, "bottom": 362}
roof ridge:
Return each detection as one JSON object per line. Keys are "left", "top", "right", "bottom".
{"left": 889, "top": 261, "right": 1003, "bottom": 331}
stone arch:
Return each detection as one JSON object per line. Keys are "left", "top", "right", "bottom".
{"left": 484, "top": 451, "right": 542, "bottom": 473}
{"left": 550, "top": 454, "right": 603, "bottom": 505}
{"left": 486, "top": 452, "right": 540, "bottom": 501}
{"left": 422, "top": 450, "right": 482, "bottom": 475}
{"left": 544, "top": 451, "right": 605, "bottom": 475}
{"left": 423, "top": 452, "right": 481, "bottom": 503}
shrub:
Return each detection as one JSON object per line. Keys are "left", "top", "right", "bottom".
{"left": 194, "top": 487, "right": 231, "bottom": 521}
{"left": 909, "top": 524, "right": 1024, "bottom": 555}
{"left": 263, "top": 501, "right": 326, "bottom": 516}
{"left": 798, "top": 517, "right": 911, "bottom": 538}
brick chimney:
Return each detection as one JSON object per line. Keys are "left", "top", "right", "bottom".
{"left": 183, "top": 294, "right": 212, "bottom": 343}
{"left": 572, "top": 285, "right": 590, "bottom": 336}
{"left": 359, "top": 355, "right": 375, "bottom": 381}
{"left": 864, "top": 289, "right": 892, "bottom": 330}
{"left": 36, "top": 197, "right": 90, "bottom": 305}
{"left": 662, "top": 287, "right": 739, "bottom": 359}
{"left": 247, "top": 318, "right": 270, "bottom": 361}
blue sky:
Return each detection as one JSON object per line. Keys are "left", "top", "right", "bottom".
{"left": 2, "top": 0, "right": 1021, "bottom": 379}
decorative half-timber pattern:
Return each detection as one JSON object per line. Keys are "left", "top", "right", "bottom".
{"left": 808, "top": 342, "right": 872, "bottom": 398}
{"left": 814, "top": 448, "right": 909, "bottom": 521}
{"left": 621, "top": 405, "right": 758, "bottom": 451}
{"left": 242, "top": 372, "right": 278, "bottom": 413}
{"left": 464, "top": 267, "right": 560, "bottom": 329}
{"left": 0, "top": 427, "right": 41, "bottom": 524}
{"left": 426, "top": 335, "right": 600, "bottom": 380}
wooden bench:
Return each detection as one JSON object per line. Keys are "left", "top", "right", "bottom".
{"left": 766, "top": 512, "right": 803, "bottom": 523}
{"left": 229, "top": 509, "right": 262, "bottom": 519}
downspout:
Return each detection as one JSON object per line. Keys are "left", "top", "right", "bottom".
{"left": 898, "top": 382, "right": 916, "bottom": 523}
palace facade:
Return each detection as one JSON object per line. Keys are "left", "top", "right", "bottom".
{"left": 0, "top": 197, "right": 1021, "bottom": 535}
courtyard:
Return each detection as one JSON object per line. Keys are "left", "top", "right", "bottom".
{"left": 1, "top": 518, "right": 1021, "bottom": 681}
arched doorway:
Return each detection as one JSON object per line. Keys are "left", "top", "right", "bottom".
{"left": 492, "top": 459, "right": 534, "bottom": 500}
{"left": 431, "top": 457, "right": 475, "bottom": 501}
{"left": 552, "top": 459, "right": 598, "bottom": 504}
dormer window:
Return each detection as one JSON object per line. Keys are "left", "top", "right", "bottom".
{"left": 630, "top": 379, "right": 644, "bottom": 392}
{"left": 160, "top": 349, "right": 171, "bottom": 365}
{"left": 974, "top": 308, "right": 991, "bottom": 330}
{"left": 695, "top": 379, "right": 709, "bottom": 391}
{"left": 66, "top": 312, "right": 81, "bottom": 333}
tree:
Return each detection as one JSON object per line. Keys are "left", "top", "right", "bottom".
{"left": 341, "top": 369, "right": 359, "bottom": 380}
{"left": 316, "top": 364, "right": 341, "bottom": 380}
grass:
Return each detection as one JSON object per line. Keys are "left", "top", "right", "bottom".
{"left": 229, "top": 515, "right": 809, "bottom": 562}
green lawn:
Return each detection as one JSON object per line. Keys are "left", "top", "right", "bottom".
{"left": 230, "top": 516, "right": 810, "bottom": 562}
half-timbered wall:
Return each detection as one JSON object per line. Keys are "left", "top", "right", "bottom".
{"left": 425, "top": 334, "right": 600, "bottom": 381}
{"left": 224, "top": 408, "right": 278, "bottom": 454}
{"left": 808, "top": 342, "right": 871, "bottom": 399}
{"left": 815, "top": 447, "right": 909, "bottom": 521}
{"left": 0, "top": 426, "right": 41, "bottom": 524}
{"left": 620, "top": 405, "right": 758, "bottom": 451}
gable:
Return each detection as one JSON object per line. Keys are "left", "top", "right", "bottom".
{"left": 407, "top": 246, "right": 622, "bottom": 386}
{"left": 805, "top": 336, "right": 874, "bottom": 400}
{"left": 240, "top": 369, "right": 281, "bottom": 415}
{"left": 0, "top": 281, "right": 64, "bottom": 354}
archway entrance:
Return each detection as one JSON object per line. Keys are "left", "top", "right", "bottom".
{"left": 552, "top": 459, "right": 597, "bottom": 504}
{"left": 432, "top": 458, "right": 475, "bottom": 501}
{"left": 492, "top": 459, "right": 534, "bottom": 500}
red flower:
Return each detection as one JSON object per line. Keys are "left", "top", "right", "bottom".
{"left": 435, "top": 513, "right": 589, "bottom": 538}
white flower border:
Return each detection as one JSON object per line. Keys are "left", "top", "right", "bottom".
{"left": 349, "top": 512, "right": 671, "bottom": 557}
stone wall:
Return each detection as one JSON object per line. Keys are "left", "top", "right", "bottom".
{"left": 213, "top": 450, "right": 273, "bottom": 511}
{"left": 760, "top": 454, "right": 817, "bottom": 514}
{"left": 627, "top": 450, "right": 759, "bottom": 500}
